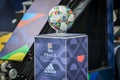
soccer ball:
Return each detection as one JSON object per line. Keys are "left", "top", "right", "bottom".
{"left": 48, "top": 5, "right": 74, "bottom": 32}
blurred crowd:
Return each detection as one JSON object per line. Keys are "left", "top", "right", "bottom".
{"left": 0, "top": 0, "right": 29, "bottom": 31}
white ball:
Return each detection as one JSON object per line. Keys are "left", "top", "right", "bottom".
{"left": 48, "top": 5, "right": 74, "bottom": 32}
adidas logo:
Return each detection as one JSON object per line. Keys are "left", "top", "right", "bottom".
{"left": 44, "top": 63, "right": 56, "bottom": 74}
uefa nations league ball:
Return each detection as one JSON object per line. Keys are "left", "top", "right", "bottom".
{"left": 48, "top": 5, "right": 75, "bottom": 32}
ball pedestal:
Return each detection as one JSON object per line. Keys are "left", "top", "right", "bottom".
{"left": 34, "top": 33, "right": 88, "bottom": 80}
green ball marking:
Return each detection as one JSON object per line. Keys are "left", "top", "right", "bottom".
{"left": 56, "top": 22, "right": 60, "bottom": 27}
